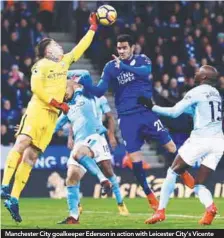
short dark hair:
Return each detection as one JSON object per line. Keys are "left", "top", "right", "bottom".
{"left": 36, "top": 38, "right": 52, "bottom": 59}
{"left": 116, "top": 34, "right": 134, "bottom": 46}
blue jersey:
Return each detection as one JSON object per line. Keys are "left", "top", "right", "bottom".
{"left": 79, "top": 54, "right": 152, "bottom": 116}
{"left": 55, "top": 88, "right": 107, "bottom": 143}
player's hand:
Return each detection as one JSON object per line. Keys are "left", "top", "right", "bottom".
{"left": 89, "top": 12, "right": 98, "bottom": 31}
{"left": 67, "top": 137, "right": 74, "bottom": 150}
{"left": 108, "top": 134, "right": 117, "bottom": 150}
{"left": 50, "top": 99, "right": 70, "bottom": 114}
{"left": 137, "top": 96, "right": 154, "bottom": 110}
{"left": 112, "top": 54, "right": 121, "bottom": 69}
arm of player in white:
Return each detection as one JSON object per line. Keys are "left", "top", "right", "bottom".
{"left": 54, "top": 114, "right": 69, "bottom": 133}
{"left": 152, "top": 92, "right": 197, "bottom": 118}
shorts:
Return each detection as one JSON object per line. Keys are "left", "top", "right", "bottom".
{"left": 16, "top": 108, "right": 58, "bottom": 152}
{"left": 119, "top": 110, "right": 172, "bottom": 153}
{"left": 178, "top": 136, "right": 224, "bottom": 170}
{"left": 69, "top": 133, "right": 112, "bottom": 165}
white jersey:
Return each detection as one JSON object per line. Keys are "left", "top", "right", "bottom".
{"left": 153, "top": 84, "right": 223, "bottom": 138}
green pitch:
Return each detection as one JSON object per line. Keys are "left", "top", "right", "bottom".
{"left": 1, "top": 198, "right": 224, "bottom": 229}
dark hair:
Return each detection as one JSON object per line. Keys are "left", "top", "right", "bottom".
{"left": 35, "top": 38, "right": 52, "bottom": 59}
{"left": 116, "top": 34, "right": 134, "bottom": 46}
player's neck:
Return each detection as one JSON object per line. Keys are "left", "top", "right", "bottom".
{"left": 45, "top": 55, "right": 61, "bottom": 62}
{"left": 121, "top": 54, "right": 134, "bottom": 62}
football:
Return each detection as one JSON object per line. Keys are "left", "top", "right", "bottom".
{"left": 96, "top": 5, "right": 117, "bottom": 26}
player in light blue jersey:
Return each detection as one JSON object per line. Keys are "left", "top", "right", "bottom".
{"left": 54, "top": 80, "right": 113, "bottom": 224}
{"left": 140, "top": 65, "right": 224, "bottom": 225}
{"left": 67, "top": 70, "right": 129, "bottom": 216}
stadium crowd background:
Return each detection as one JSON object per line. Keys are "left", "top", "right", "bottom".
{"left": 1, "top": 1, "right": 224, "bottom": 167}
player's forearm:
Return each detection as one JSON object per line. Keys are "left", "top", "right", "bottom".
{"left": 72, "top": 30, "right": 95, "bottom": 62}
{"left": 68, "top": 124, "right": 74, "bottom": 139}
{"left": 54, "top": 115, "right": 69, "bottom": 133}
{"left": 152, "top": 101, "right": 190, "bottom": 118}
{"left": 120, "top": 63, "right": 151, "bottom": 77}
{"left": 106, "top": 113, "right": 116, "bottom": 137}
{"left": 79, "top": 74, "right": 108, "bottom": 97}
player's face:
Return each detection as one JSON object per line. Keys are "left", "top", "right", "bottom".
{"left": 117, "top": 42, "right": 134, "bottom": 60}
{"left": 47, "top": 41, "right": 64, "bottom": 60}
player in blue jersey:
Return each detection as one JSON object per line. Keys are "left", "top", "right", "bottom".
{"left": 140, "top": 65, "right": 224, "bottom": 225}
{"left": 67, "top": 70, "right": 129, "bottom": 216}
{"left": 78, "top": 34, "right": 194, "bottom": 211}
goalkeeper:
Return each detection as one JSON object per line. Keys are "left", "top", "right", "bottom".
{"left": 1, "top": 13, "right": 98, "bottom": 223}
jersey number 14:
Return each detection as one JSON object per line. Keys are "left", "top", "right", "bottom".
{"left": 209, "top": 101, "right": 222, "bottom": 122}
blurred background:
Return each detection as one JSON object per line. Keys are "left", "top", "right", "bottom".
{"left": 1, "top": 0, "right": 224, "bottom": 178}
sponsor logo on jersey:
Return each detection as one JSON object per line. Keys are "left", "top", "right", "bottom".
{"left": 117, "top": 71, "right": 135, "bottom": 85}
{"left": 48, "top": 71, "right": 67, "bottom": 79}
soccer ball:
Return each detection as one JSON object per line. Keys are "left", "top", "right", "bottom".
{"left": 96, "top": 5, "right": 117, "bottom": 26}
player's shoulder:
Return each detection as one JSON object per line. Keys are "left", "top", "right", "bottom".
{"left": 135, "top": 54, "right": 152, "bottom": 64}
{"left": 99, "top": 95, "right": 108, "bottom": 103}
{"left": 31, "top": 58, "right": 48, "bottom": 72}
{"left": 105, "top": 60, "right": 115, "bottom": 68}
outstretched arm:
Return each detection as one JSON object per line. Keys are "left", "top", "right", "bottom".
{"left": 64, "top": 13, "right": 98, "bottom": 65}
{"left": 78, "top": 65, "right": 111, "bottom": 97}
{"left": 152, "top": 94, "right": 196, "bottom": 118}
{"left": 113, "top": 54, "right": 151, "bottom": 77}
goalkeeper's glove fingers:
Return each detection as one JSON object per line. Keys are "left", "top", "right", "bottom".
{"left": 50, "top": 99, "right": 70, "bottom": 114}
{"left": 89, "top": 12, "right": 98, "bottom": 31}
{"left": 137, "top": 96, "right": 154, "bottom": 110}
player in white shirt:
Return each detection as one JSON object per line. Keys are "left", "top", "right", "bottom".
{"left": 138, "top": 65, "right": 224, "bottom": 225}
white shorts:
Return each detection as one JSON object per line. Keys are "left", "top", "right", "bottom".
{"left": 178, "top": 136, "right": 224, "bottom": 171}
{"left": 67, "top": 154, "right": 87, "bottom": 173}
{"left": 67, "top": 133, "right": 112, "bottom": 167}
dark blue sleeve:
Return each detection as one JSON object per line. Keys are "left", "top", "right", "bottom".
{"left": 120, "top": 54, "right": 152, "bottom": 77}
{"left": 79, "top": 63, "right": 111, "bottom": 97}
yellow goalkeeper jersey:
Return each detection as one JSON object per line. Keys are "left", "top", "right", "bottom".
{"left": 27, "top": 30, "right": 95, "bottom": 114}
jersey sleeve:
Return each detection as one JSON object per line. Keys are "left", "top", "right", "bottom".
{"left": 54, "top": 113, "right": 69, "bottom": 133}
{"left": 79, "top": 62, "right": 111, "bottom": 97}
{"left": 31, "top": 64, "right": 53, "bottom": 104}
{"left": 152, "top": 90, "right": 198, "bottom": 118}
{"left": 120, "top": 54, "right": 151, "bottom": 77}
{"left": 63, "top": 30, "right": 95, "bottom": 65}
{"left": 100, "top": 96, "right": 111, "bottom": 114}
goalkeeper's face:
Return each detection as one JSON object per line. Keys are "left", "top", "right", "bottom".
{"left": 47, "top": 40, "right": 64, "bottom": 60}
{"left": 117, "top": 42, "right": 134, "bottom": 60}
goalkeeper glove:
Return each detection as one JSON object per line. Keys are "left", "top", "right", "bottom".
{"left": 89, "top": 12, "right": 98, "bottom": 31}
{"left": 137, "top": 96, "right": 154, "bottom": 110}
{"left": 50, "top": 99, "right": 70, "bottom": 114}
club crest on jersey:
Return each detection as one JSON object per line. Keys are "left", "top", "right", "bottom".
{"left": 61, "top": 61, "right": 65, "bottom": 68}
{"left": 130, "top": 59, "right": 136, "bottom": 66}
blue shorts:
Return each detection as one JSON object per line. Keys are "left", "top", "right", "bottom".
{"left": 119, "top": 110, "right": 172, "bottom": 153}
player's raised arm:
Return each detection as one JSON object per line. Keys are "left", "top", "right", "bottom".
{"left": 113, "top": 54, "right": 151, "bottom": 77}
{"left": 64, "top": 13, "right": 98, "bottom": 65}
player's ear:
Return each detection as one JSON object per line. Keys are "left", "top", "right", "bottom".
{"left": 131, "top": 44, "right": 135, "bottom": 52}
